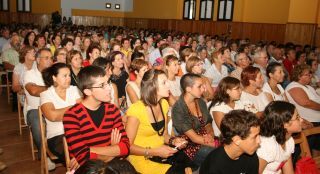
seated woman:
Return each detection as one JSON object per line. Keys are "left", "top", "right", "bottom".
{"left": 53, "top": 48, "right": 68, "bottom": 64}
{"left": 12, "top": 46, "right": 37, "bottom": 101}
{"left": 172, "top": 73, "right": 217, "bottom": 168}
{"left": 263, "top": 62, "right": 287, "bottom": 102}
{"left": 285, "top": 64, "right": 320, "bottom": 152}
{"left": 186, "top": 56, "right": 214, "bottom": 101}
{"left": 107, "top": 51, "right": 129, "bottom": 104}
{"left": 204, "top": 49, "right": 229, "bottom": 90}
{"left": 92, "top": 57, "right": 119, "bottom": 107}
{"left": 67, "top": 50, "right": 83, "bottom": 88}
{"left": 208, "top": 76, "right": 243, "bottom": 137}
{"left": 257, "top": 101, "right": 302, "bottom": 174}
{"left": 125, "top": 59, "right": 149, "bottom": 107}
{"left": 40, "top": 63, "right": 81, "bottom": 162}
{"left": 164, "top": 55, "right": 181, "bottom": 105}
{"left": 125, "top": 69, "right": 188, "bottom": 174}
{"left": 240, "top": 66, "right": 269, "bottom": 118}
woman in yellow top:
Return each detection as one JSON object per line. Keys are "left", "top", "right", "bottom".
{"left": 125, "top": 69, "right": 187, "bottom": 174}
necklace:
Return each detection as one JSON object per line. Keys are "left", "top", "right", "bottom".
{"left": 149, "top": 101, "right": 165, "bottom": 136}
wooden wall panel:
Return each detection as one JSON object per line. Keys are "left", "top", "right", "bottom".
{"left": 0, "top": 12, "right": 316, "bottom": 47}
{"left": 285, "top": 23, "right": 316, "bottom": 46}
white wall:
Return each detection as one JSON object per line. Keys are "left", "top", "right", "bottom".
{"left": 61, "top": 0, "right": 133, "bottom": 18}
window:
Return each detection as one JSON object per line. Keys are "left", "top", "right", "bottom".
{"left": 217, "top": 0, "right": 234, "bottom": 21}
{"left": 200, "top": 0, "right": 213, "bottom": 20}
{"left": 0, "top": 0, "right": 9, "bottom": 11}
{"left": 17, "top": 0, "right": 31, "bottom": 12}
{"left": 183, "top": 0, "right": 196, "bottom": 20}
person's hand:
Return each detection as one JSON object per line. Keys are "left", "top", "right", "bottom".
{"left": 70, "top": 157, "right": 80, "bottom": 171}
{"left": 172, "top": 137, "right": 188, "bottom": 150}
{"left": 111, "top": 128, "right": 122, "bottom": 145}
{"left": 301, "top": 119, "right": 314, "bottom": 129}
{"left": 154, "top": 145, "right": 177, "bottom": 158}
{"left": 203, "top": 134, "right": 214, "bottom": 145}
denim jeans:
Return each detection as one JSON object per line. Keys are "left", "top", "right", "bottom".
{"left": 193, "top": 145, "right": 215, "bottom": 167}
{"left": 27, "top": 109, "right": 42, "bottom": 158}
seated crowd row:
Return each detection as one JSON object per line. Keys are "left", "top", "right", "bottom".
{"left": 0, "top": 24, "right": 319, "bottom": 174}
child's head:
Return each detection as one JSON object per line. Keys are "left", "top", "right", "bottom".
{"left": 78, "top": 66, "right": 111, "bottom": 102}
{"left": 220, "top": 110, "right": 261, "bottom": 155}
{"left": 261, "top": 101, "right": 302, "bottom": 145}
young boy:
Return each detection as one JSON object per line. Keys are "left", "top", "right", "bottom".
{"left": 200, "top": 110, "right": 261, "bottom": 174}
{"left": 63, "top": 66, "right": 129, "bottom": 166}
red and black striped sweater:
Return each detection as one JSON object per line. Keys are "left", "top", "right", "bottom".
{"left": 63, "top": 102, "right": 129, "bottom": 165}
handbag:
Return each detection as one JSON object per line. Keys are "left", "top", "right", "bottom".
{"left": 295, "top": 157, "right": 319, "bottom": 174}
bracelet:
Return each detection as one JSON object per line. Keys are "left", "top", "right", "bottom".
{"left": 144, "top": 147, "right": 151, "bottom": 160}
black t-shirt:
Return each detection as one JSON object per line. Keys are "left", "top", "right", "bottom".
{"left": 200, "top": 146, "right": 259, "bottom": 174}
{"left": 86, "top": 104, "right": 105, "bottom": 128}
{"left": 110, "top": 70, "right": 129, "bottom": 98}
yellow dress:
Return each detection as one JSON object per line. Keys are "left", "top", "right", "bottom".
{"left": 126, "top": 100, "right": 171, "bottom": 174}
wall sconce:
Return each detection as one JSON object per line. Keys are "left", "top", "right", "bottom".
{"left": 115, "top": 4, "right": 120, "bottom": 9}
{"left": 105, "top": 3, "right": 111, "bottom": 9}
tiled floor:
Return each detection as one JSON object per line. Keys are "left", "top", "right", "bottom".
{"left": 0, "top": 92, "right": 66, "bottom": 174}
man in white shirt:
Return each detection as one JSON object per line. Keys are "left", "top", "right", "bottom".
{"left": 23, "top": 48, "right": 53, "bottom": 160}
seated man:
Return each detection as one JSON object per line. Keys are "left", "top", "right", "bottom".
{"left": 200, "top": 110, "right": 261, "bottom": 174}
{"left": 63, "top": 66, "right": 130, "bottom": 166}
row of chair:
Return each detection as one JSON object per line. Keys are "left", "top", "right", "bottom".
{"left": 0, "top": 70, "right": 12, "bottom": 104}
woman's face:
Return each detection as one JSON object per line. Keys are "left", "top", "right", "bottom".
{"left": 29, "top": 32, "right": 35, "bottom": 42}
{"left": 56, "top": 50, "right": 67, "bottom": 63}
{"left": 223, "top": 49, "right": 231, "bottom": 59}
{"left": 167, "top": 60, "right": 180, "bottom": 75}
{"left": 252, "top": 72, "right": 264, "bottom": 88}
{"left": 284, "top": 109, "right": 302, "bottom": 134}
{"left": 216, "top": 53, "right": 226, "bottom": 64}
{"left": 311, "top": 60, "right": 318, "bottom": 72}
{"left": 299, "top": 69, "right": 312, "bottom": 85}
{"left": 65, "top": 42, "right": 74, "bottom": 52}
{"left": 157, "top": 74, "right": 170, "bottom": 98}
{"left": 112, "top": 54, "right": 124, "bottom": 68}
{"left": 227, "top": 85, "right": 242, "bottom": 101}
{"left": 270, "top": 66, "right": 285, "bottom": 83}
{"left": 71, "top": 54, "right": 83, "bottom": 69}
{"left": 83, "top": 38, "right": 91, "bottom": 47}
{"left": 187, "top": 78, "right": 205, "bottom": 98}
{"left": 298, "top": 53, "right": 306, "bottom": 64}
{"left": 53, "top": 67, "right": 71, "bottom": 89}
{"left": 192, "top": 61, "right": 204, "bottom": 75}
{"left": 26, "top": 49, "right": 36, "bottom": 62}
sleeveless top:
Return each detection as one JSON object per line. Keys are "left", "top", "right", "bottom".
{"left": 126, "top": 81, "right": 141, "bottom": 107}
{"left": 285, "top": 81, "right": 320, "bottom": 122}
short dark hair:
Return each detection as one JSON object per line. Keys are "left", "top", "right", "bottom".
{"left": 261, "top": 101, "right": 296, "bottom": 145}
{"left": 266, "top": 62, "right": 282, "bottom": 78}
{"left": 61, "top": 37, "right": 74, "bottom": 47}
{"left": 141, "top": 69, "right": 166, "bottom": 106}
{"left": 180, "top": 73, "right": 202, "bottom": 94}
{"left": 241, "top": 66, "right": 260, "bottom": 87}
{"left": 220, "top": 110, "right": 260, "bottom": 145}
{"left": 86, "top": 43, "right": 101, "bottom": 60}
{"left": 77, "top": 66, "right": 106, "bottom": 94}
{"left": 92, "top": 57, "right": 112, "bottom": 70}
{"left": 131, "top": 51, "right": 145, "bottom": 61}
{"left": 42, "top": 63, "right": 69, "bottom": 87}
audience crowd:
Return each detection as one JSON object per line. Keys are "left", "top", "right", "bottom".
{"left": 1, "top": 22, "right": 320, "bottom": 174}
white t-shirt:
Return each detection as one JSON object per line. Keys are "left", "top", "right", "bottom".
{"left": 40, "top": 86, "right": 81, "bottom": 139}
{"left": 257, "top": 136, "right": 295, "bottom": 174}
{"left": 240, "top": 91, "right": 269, "bottom": 113}
{"left": 23, "top": 67, "right": 45, "bottom": 111}
{"left": 14, "top": 62, "right": 37, "bottom": 86}
{"left": 262, "top": 82, "right": 286, "bottom": 101}
{"left": 204, "top": 63, "right": 228, "bottom": 87}
{"left": 126, "top": 81, "right": 141, "bottom": 107}
{"left": 209, "top": 101, "right": 244, "bottom": 136}
{"left": 168, "top": 77, "right": 181, "bottom": 97}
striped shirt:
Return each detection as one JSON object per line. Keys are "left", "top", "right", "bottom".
{"left": 63, "top": 102, "right": 129, "bottom": 165}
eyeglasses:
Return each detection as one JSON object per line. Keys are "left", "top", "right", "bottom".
{"left": 290, "top": 114, "right": 301, "bottom": 121}
{"left": 89, "top": 80, "right": 111, "bottom": 89}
